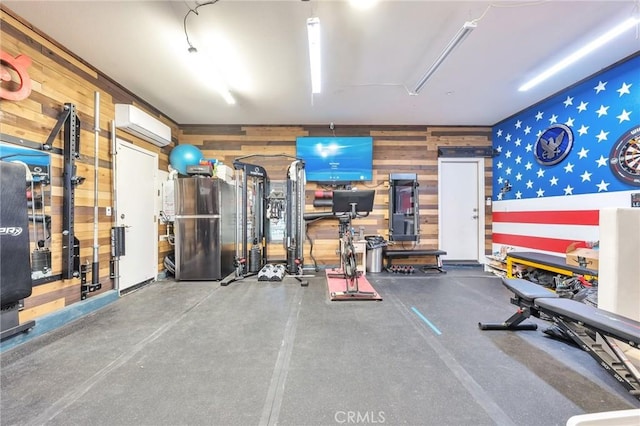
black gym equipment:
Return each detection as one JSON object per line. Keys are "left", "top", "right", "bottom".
{"left": 326, "top": 190, "right": 379, "bottom": 299}
{"left": 45, "top": 103, "right": 84, "bottom": 282}
{"left": 388, "top": 173, "right": 419, "bottom": 242}
{"left": 221, "top": 157, "right": 308, "bottom": 286}
{"left": 480, "top": 278, "right": 640, "bottom": 400}
{"left": 0, "top": 162, "right": 36, "bottom": 341}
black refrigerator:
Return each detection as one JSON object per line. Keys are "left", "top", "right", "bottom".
{"left": 174, "top": 177, "right": 235, "bottom": 280}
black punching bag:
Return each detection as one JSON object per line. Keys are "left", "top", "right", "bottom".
{"left": 0, "top": 161, "right": 33, "bottom": 307}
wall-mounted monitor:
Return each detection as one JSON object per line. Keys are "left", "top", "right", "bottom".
{"left": 296, "top": 136, "right": 373, "bottom": 183}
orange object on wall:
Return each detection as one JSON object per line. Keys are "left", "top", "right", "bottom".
{"left": 0, "top": 51, "right": 32, "bottom": 101}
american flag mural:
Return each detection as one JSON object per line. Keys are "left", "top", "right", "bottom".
{"left": 492, "top": 53, "right": 640, "bottom": 255}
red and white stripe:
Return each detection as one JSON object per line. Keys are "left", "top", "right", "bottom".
{"left": 492, "top": 191, "right": 636, "bottom": 255}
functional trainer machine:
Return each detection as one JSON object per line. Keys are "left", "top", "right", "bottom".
{"left": 480, "top": 278, "right": 640, "bottom": 400}
{"left": 221, "top": 157, "right": 307, "bottom": 286}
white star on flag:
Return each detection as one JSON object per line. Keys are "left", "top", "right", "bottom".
{"left": 596, "top": 105, "right": 609, "bottom": 117}
{"left": 526, "top": 180, "right": 533, "bottom": 189}
{"left": 580, "top": 171, "right": 592, "bottom": 182}
{"left": 577, "top": 147, "right": 589, "bottom": 158}
{"left": 535, "top": 111, "right": 544, "bottom": 120}
{"left": 549, "top": 176, "right": 559, "bottom": 186}
{"left": 565, "top": 117, "right": 575, "bottom": 126}
{"left": 563, "top": 185, "right": 574, "bottom": 195}
{"left": 515, "top": 120, "right": 522, "bottom": 128}
{"left": 578, "top": 125, "right": 589, "bottom": 135}
{"left": 549, "top": 114, "right": 558, "bottom": 124}
{"left": 564, "top": 96, "right": 574, "bottom": 107}
{"left": 525, "top": 162, "right": 533, "bottom": 170}
{"left": 536, "top": 188, "right": 545, "bottom": 197}
{"left": 616, "top": 109, "right": 631, "bottom": 123}
{"left": 594, "top": 81, "right": 607, "bottom": 93}
{"left": 564, "top": 162, "right": 574, "bottom": 173}
{"left": 597, "top": 180, "right": 610, "bottom": 192}
{"left": 596, "top": 130, "right": 609, "bottom": 142}
{"left": 536, "top": 168, "right": 545, "bottom": 177}
{"left": 577, "top": 101, "right": 588, "bottom": 112}
{"left": 524, "top": 126, "right": 531, "bottom": 134}
{"left": 515, "top": 191, "right": 522, "bottom": 199}
{"left": 617, "top": 82, "right": 632, "bottom": 96}
{"left": 596, "top": 155, "right": 608, "bottom": 167}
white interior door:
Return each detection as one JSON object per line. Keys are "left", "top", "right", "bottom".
{"left": 115, "top": 139, "right": 158, "bottom": 292}
{"left": 438, "top": 158, "right": 485, "bottom": 261}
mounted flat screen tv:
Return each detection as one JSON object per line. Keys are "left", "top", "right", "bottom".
{"left": 296, "top": 136, "right": 373, "bottom": 183}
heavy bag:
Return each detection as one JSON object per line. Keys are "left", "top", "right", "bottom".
{"left": 0, "top": 161, "right": 33, "bottom": 306}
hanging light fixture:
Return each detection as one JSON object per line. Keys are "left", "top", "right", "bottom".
{"left": 519, "top": 16, "right": 640, "bottom": 91}
{"left": 411, "top": 21, "right": 477, "bottom": 95}
{"left": 307, "top": 17, "right": 322, "bottom": 94}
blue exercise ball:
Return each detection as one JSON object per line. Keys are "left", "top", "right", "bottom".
{"left": 169, "top": 144, "right": 203, "bottom": 175}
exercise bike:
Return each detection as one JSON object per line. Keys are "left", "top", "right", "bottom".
{"left": 328, "top": 199, "right": 377, "bottom": 299}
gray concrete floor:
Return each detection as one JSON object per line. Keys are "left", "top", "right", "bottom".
{"left": 1, "top": 268, "right": 638, "bottom": 426}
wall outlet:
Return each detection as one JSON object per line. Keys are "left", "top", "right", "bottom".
{"left": 105, "top": 206, "right": 112, "bottom": 216}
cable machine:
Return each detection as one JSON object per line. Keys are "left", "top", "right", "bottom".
{"left": 221, "top": 156, "right": 307, "bottom": 286}
{"left": 284, "top": 160, "right": 307, "bottom": 285}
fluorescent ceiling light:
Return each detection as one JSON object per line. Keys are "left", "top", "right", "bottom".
{"left": 519, "top": 17, "right": 640, "bottom": 92}
{"left": 188, "top": 51, "right": 236, "bottom": 105}
{"left": 307, "top": 17, "right": 322, "bottom": 94}
{"left": 412, "top": 21, "right": 477, "bottom": 95}
{"left": 350, "top": 0, "right": 378, "bottom": 10}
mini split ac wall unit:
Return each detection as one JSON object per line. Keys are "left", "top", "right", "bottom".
{"left": 114, "top": 104, "right": 171, "bottom": 147}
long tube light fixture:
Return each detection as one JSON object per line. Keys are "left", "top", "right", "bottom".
{"left": 307, "top": 17, "right": 322, "bottom": 94}
{"left": 411, "top": 21, "right": 477, "bottom": 95}
{"left": 519, "top": 16, "right": 640, "bottom": 92}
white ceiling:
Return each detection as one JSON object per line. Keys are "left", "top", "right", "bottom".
{"left": 4, "top": 0, "right": 640, "bottom": 126}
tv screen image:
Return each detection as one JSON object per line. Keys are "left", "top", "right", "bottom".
{"left": 296, "top": 136, "right": 373, "bottom": 183}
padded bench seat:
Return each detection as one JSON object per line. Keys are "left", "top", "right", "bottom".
{"left": 382, "top": 249, "right": 447, "bottom": 273}
{"left": 501, "top": 278, "right": 557, "bottom": 302}
{"left": 535, "top": 297, "right": 640, "bottom": 347}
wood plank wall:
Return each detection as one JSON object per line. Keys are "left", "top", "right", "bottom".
{"left": 180, "top": 125, "right": 494, "bottom": 269}
{"left": 1, "top": 7, "right": 178, "bottom": 323}
{"left": 1, "top": 5, "right": 493, "bottom": 327}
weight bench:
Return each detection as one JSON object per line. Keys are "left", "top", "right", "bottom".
{"left": 383, "top": 249, "right": 447, "bottom": 273}
{"left": 480, "top": 278, "right": 640, "bottom": 400}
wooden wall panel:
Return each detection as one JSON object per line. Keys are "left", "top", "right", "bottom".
{"left": 1, "top": 6, "right": 178, "bottom": 324}
{"left": 180, "top": 125, "right": 493, "bottom": 268}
